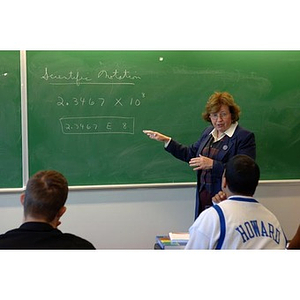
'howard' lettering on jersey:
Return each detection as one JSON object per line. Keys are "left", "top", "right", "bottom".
{"left": 235, "top": 220, "right": 280, "bottom": 244}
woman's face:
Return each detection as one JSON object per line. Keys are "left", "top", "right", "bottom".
{"left": 209, "top": 104, "right": 232, "bottom": 133}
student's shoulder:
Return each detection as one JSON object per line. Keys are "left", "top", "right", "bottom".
{"left": 62, "top": 233, "right": 96, "bottom": 249}
{"left": 0, "top": 227, "right": 22, "bottom": 237}
{"left": 193, "top": 205, "right": 220, "bottom": 227}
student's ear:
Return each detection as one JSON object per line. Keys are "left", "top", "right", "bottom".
{"left": 222, "top": 176, "right": 227, "bottom": 190}
{"left": 20, "top": 193, "right": 25, "bottom": 206}
{"left": 53, "top": 206, "right": 67, "bottom": 228}
{"left": 221, "top": 169, "right": 227, "bottom": 190}
{"left": 58, "top": 206, "right": 67, "bottom": 218}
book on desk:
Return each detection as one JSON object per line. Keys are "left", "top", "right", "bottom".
{"left": 155, "top": 233, "right": 189, "bottom": 250}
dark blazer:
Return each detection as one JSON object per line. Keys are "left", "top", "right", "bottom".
{"left": 0, "top": 222, "right": 96, "bottom": 249}
{"left": 165, "top": 124, "right": 256, "bottom": 219}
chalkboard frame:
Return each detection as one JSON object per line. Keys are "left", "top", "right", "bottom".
{"left": 4, "top": 50, "right": 300, "bottom": 191}
{"left": 0, "top": 51, "right": 23, "bottom": 190}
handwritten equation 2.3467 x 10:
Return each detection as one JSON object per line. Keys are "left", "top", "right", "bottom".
{"left": 56, "top": 95, "right": 145, "bottom": 107}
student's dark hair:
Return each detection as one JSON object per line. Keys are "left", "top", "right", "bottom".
{"left": 23, "top": 170, "right": 69, "bottom": 222}
{"left": 224, "top": 155, "right": 260, "bottom": 196}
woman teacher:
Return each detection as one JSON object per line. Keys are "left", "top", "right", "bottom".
{"left": 143, "top": 91, "right": 256, "bottom": 219}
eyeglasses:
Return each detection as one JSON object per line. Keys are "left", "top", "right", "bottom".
{"left": 210, "top": 112, "right": 230, "bottom": 120}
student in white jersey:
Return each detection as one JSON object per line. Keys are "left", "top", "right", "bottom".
{"left": 185, "top": 154, "right": 287, "bottom": 249}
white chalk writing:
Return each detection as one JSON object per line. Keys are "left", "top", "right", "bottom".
{"left": 59, "top": 116, "right": 135, "bottom": 135}
{"left": 41, "top": 67, "right": 92, "bottom": 86}
{"left": 40, "top": 68, "right": 141, "bottom": 86}
{"left": 56, "top": 94, "right": 145, "bottom": 107}
{"left": 97, "top": 69, "right": 141, "bottom": 81}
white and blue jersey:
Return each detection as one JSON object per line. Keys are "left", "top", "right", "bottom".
{"left": 185, "top": 196, "right": 287, "bottom": 249}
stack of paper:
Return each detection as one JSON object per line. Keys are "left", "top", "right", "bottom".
{"left": 169, "top": 232, "right": 190, "bottom": 243}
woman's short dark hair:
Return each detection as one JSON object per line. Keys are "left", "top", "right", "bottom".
{"left": 202, "top": 91, "right": 241, "bottom": 123}
{"left": 224, "top": 155, "right": 260, "bottom": 196}
{"left": 24, "top": 170, "right": 69, "bottom": 222}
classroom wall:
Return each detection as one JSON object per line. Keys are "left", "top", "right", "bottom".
{"left": 0, "top": 182, "right": 299, "bottom": 249}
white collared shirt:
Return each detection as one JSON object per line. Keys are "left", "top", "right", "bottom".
{"left": 164, "top": 122, "right": 238, "bottom": 148}
{"left": 210, "top": 122, "right": 238, "bottom": 142}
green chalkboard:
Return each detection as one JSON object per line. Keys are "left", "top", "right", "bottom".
{"left": 0, "top": 51, "right": 22, "bottom": 188}
{"left": 26, "top": 51, "right": 300, "bottom": 185}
